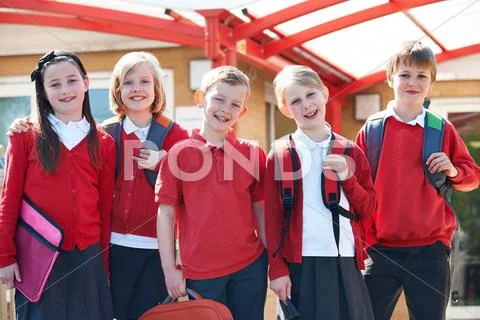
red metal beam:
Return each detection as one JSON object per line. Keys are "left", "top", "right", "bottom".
{"left": 402, "top": 10, "right": 447, "bottom": 52}
{"left": 332, "top": 43, "right": 480, "bottom": 98}
{"left": 263, "top": 0, "right": 442, "bottom": 57}
{"left": 164, "top": 8, "right": 198, "bottom": 26}
{"left": 233, "top": 0, "right": 345, "bottom": 41}
{"left": 0, "top": 12, "right": 204, "bottom": 48}
{"left": 239, "top": 8, "right": 355, "bottom": 85}
{"left": 1, "top": 0, "right": 203, "bottom": 38}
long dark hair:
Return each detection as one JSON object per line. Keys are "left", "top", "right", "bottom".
{"left": 31, "top": 50, "right": 101, "bottom": 172}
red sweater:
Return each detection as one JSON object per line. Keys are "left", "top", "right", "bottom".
{"left": 111, "top": 123, "right": 188, "bottom": 237}
{"left": 265, "top": 132, "right": 377, "bottom": 281}
{"left": 356, "top": 116, "right": 480, "bottom": 248}
{"left": 0, "top": 128, "right": 115, "bottom": 269}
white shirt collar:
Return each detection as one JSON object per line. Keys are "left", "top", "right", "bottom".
{"left": 47, "top": 113, "right": 90, "bottom": 133}
{"left": 384, "top": 100, "right": 425, "bottom": 128}
{"left": 292, "top": 124, "right": 332, "bottom": 150}
{"left": 123, "top": 116, "right": 150, "bottom": 140}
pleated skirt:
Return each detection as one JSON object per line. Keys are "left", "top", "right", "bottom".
{"left": 15, "top": 243, "right": 113, "bottom": 320}
{"left": 285, "top": 256, "right": 374, "bottom": 320}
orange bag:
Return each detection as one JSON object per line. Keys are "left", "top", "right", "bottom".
{"left": 139, "top": 289, "right": 233, "bottom": 320}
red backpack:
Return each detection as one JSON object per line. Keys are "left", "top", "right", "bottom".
{"left": 139, "top": 289, "right": 233, "bottom": 320}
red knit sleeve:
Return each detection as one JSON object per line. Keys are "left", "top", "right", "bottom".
{"left": 98, "top": 132, "right": 116, "bottom": 272}
{"left": 355, "top": 125, "right": 367, "bottom": 154}
{"left": 153, "top": 123, "right": 190, "bottom": 172}
{"left": 340, "top": 144, "right": 377, "bottom": 220}
{"left": 443, "top": 122, "right": 480, "bottom": 191}
{"left": 0, "top": 132, "right": 32, "bottom": 267}
{"left": 264, "top": 150, "right": 290, "bottom": 280}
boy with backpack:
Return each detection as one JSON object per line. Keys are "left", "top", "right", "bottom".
{"left": 356, "top": 40, "right": 480, "bottom": 320}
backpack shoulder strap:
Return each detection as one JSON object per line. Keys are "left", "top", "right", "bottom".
{"left": 364, "top": 110, "right": 387, "bottom": 181}
{"left": 423, "top": 109, "right": 451, "bottom": 202}
{"left": 143, "top": 114, "right": 175, "bottom": 188}
{"left": 322, "top": 133, "right": 357, "bottom": 222}
{"left": 102, "top": 116, "right": 123, "bottom": 179}
{"left": 271, "top": 135, "right": 299, "bottom": 257}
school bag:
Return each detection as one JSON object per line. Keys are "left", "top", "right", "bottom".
{"left": 271, "top": 132, "right": 357, "bottom": 258}
{"left": 363, "top": 103, "right": 460, "bottom": 303}
{"left": 103, "top": 113, "right": 174, "bottom": 188}
{"left": 139, "top": 289, "right": 233, "bottom": 320}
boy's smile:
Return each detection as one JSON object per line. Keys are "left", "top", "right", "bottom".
{"left": 199, "top": 82, "right": 248, "bottom": 136}
{"left": 391, "top": 62, "right": 432, "bottom": 109}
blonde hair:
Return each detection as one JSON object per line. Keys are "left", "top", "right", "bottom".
{"left": 200, "top": 66, "right": 250, "bottom": 97}
{"left": 386, "top": 41, "right": 437, "bottom": 85}
{"left": 273, "top": 65, "right": 329, "bottom": 116}
{"left": 109, "top": 51, "right": 166, "bottom": 116}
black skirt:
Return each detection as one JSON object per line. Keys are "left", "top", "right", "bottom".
{"left": 284, "top": 256, "right": 373, "bottom": 320}
{"left": 15, "top": 243, "right": 113, "bottom": 320}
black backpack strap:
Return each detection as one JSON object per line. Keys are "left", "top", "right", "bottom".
{"left": 423, "top": 109, "right": 451, "bottom": 202}
{"left": 322, "top": 133, "right": 357, "bottom": 254}
{"left": 143, "top": 114, "right": 175, "bottom": 188}
{"left": 364, "top": 111, "right": 387, "bottom": 181}
{"left": 102, "top": 116, "right": 123, "bottom": 179}
{"left": 272, "top": 135, "right": 299, "bottom": 258}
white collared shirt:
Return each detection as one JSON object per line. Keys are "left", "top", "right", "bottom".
{"left": 123, "top": 116, "right": 150, "bottom": 141}
{"left": 385, "top": 101, "right": 425, "bottom": 128}
{"left": 48, "top": 114, "right": 90, "bottom": 150}
{"left": 292, "top": 128, "right": 355, "bottom": 257}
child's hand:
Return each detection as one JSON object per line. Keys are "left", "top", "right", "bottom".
{"left": 426, "top": 152, "right": 458, "bottom": 178}
{"left": 164, "top": 268, "right": 186, "bottom": 299}
{"left": 133, "top": 149, "right": 167, "bottom": 170}
{"left": 7, "top": 117, "right": 31, "bottom": 136}
{"left": 323, "top": 154, "right": 350, "bottom": 181}
{"left": 269, "top": 275, "right": 291, "bottom": 302}
{"left": 0, "top": 263, "right": 21, "bottom": 289}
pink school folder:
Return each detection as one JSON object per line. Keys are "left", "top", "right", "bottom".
{"left": 14, "top": 197, "right": 64, "bottom": 303}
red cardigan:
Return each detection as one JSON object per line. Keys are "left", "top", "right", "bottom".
{"left": 265, "top": 132, "right": 377, "bottom": 281}
{"left": 111, "top": 123, "right": 189, "bottom": 237}
{"left": 0, "top": 127, "right": 115, "bottom": 269}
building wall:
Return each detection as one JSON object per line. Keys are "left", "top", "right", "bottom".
{"left": 341, "top": 79, "right": 480, "bottom": 140}
{"left": 0, "top": 47, "right": 272, "bottom": 150}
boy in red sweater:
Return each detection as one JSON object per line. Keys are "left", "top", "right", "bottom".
{"left": 156, "top": 66, "right": 267, "bottom": 320}
{"left": 356, "top": 41, "right": 480, "bottom": 320}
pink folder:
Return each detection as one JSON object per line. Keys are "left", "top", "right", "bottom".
{"left": 14, "top": 197, "right": 63, "bottom": 303}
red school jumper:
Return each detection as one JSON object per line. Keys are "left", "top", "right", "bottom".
{"left": 265, "top": 132, "right": 377, "bottom": 281}
{"left": 155, "top": 129, "right": 266, "bottom": 280}
{"left": 356, "top": 116, "right": 480, "bottom": 249}
{"left": 0, "top": 127, "right": 115, "bottom": 269}
{"left": 111, "top": 122, "right": 188, "bottom": 237}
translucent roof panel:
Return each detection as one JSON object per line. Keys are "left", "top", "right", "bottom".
{"left": 408, "top": 0, "right": 480, "bottom": 50}
{"left": 303, "top": 12, "right": 442, "bottom": 78}
{"left": 1, "top": 0, "right": 479, "bottom": 84}
{"left": 274, "top": 0, "right": 388, "bottom": 36}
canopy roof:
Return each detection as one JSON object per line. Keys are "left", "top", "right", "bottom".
{"left": 1, "top": 0, "right": 479, "bottom": 99}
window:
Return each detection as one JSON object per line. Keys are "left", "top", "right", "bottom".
{"left": 0, "top": 70, "right": 175, "bottom": 127}
{"left": 0, "top": 76, "right": 34, "bottom": 148}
